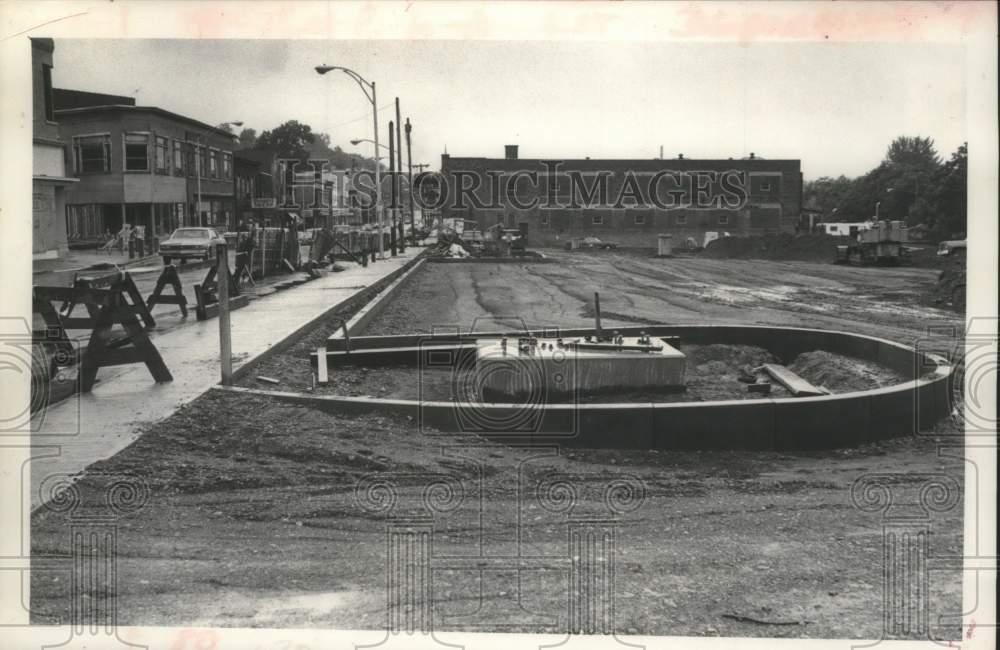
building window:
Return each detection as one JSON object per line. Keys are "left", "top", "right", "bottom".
{"left": 199, "top": 146, "right": 210, "bottom": 178}
{"left": 42, "top": 64, "right": 54, "bottom": 122}
{"left": 172, "top": 140, "right": 185, "bottom": 175}
{"left": 209, "top": 149, "right": 219, "bottom": 178}
{"left": 633, "top": 213, "right": 646, "bottom": 225}
{"left": 675, "top": 214, "right": 687, "bottom": 225}
{"left": 592, "top": 213, "right": 604, "bottom": 225}
{"left": 760, "top": 182, "right": 771, "bottom": 192}
{"left": 223, "top": 152, "right": 232, "bottom": 180}
{"left": 124, "top": 132, "right": 150, "bottom": 171}
{"left": 540, "top": 211, "right": 550, "bottom": 226}
{"left": 155, "top": 136, "right": 169, "bottom": 174}
{"left": 74, "top": 135, "right": 112, "bottom": 173}
{"left": 718, "top": 214, "right": 729, "bottom": 225}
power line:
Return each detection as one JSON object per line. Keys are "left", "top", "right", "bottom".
{"left": 326, "top": 101, "right": 395, "bottom": 130}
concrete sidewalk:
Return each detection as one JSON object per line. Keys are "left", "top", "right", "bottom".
{"left": 30, "top": 251, "right": 420, "bottom": 509}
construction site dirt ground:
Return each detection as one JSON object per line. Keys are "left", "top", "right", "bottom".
{"left": 31, "top": 250, "right": 966, "bottom": 639}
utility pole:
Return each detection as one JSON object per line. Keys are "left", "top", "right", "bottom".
{"left": 412, "top": 163, "right": 430, "bottom": 174}
{"left": 395, "top": 97, "right": 405, "bottom": 252}
{"left": 217, "top": 243, "right": 232, "bottom": 385}
{"left": 388, "top": 119, "right": 397, "bottom": 256}
{"left": 405, "top": 117, "right": 415, "bottom": 236}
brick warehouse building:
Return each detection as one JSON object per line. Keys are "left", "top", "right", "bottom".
{"left": 55, "top": 90, "right": 237, "bottom": 248}
{"left": 439, "top": 146, "right": 802, "bottom": 247}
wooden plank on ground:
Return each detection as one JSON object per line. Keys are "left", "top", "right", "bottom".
{"left": 316, "top": 346, "right": 328, "bottom": 384}
{"left": 760, "top": 364, "right": 826, "bottom": 397}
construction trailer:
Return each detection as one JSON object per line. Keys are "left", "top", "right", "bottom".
{"left": 835, "top": 220, "right": 910, "bottom": 266}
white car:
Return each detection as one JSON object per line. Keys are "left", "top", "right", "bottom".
{"left": 159, "top": 227, "right": 226, "bottom": 263}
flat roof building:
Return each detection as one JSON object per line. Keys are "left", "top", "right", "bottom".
{"left": 56, "top": 94, "right": 238, "bottom": 247}
{"left": 31, "top": 39, "right": 78, "bottom": 259}
{"left": 439, "top": 146, "right": 803, "bottom": 247}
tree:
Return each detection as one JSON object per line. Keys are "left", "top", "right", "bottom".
{"left": 881, "top": 136, "right": 942, "bottom": 225}
{"left": 252, "top": 119, "right": 382, "bottom": 172}
{"left": 803, "top": 135, "right": 956, "bottom": 231}
{"left": 238, "top": 128, "right": 258, "bottom": 149}
{"left": 803, "top": 175, "right": 857, "bottom": 217}
{"left": 925, "top": 143, "right": 967, "bottom": 238}
{"left": 885, "top": 136, "right": 941, "bottom": 168}
{"left": 255, "top": 120, "right": 316, "bottom": 161}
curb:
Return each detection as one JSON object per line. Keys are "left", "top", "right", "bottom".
{"left": 334, "top": 257, "right": 426, "bottom": 339}
{"left": 218, "top": 325, "right": 957, "bottom": 451}
{"left": 228, "top": 251, "right": 427, "bottom": 384}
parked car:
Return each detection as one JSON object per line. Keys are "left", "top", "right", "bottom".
{"left": 936, "top": 240, "right": 967, "bottom": 256}
{"left": 159, "top": 227, "right": 226, "bottom": 263}
{"left": 565, "top": 236, "right": 618, "bottom": 250}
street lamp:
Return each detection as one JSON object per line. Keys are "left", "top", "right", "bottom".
{"left": 194, "top": 120, "right": 241, "bottom": 227}
{"left": 350, "top": 138, "right": 389, "bottom": 151}
{"left": 316, "top": 64, "right": 383, "bottom": 258}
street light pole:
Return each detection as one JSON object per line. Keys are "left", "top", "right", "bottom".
{"left": 395, "top": 97, "right": 404, "bottom": 253}
{"left": 405, "top": 118, "right": 415, "bottom": 237}
{"left": 316, "top": 65, "right": 384, "bottom": 259}
{"left": 388, "top": 119, "right": 396, "bottom": 256}
{"left": 372, "top": 82, "right": 383, "bottom": 259}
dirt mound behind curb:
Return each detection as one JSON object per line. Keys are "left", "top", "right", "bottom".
{"left": 788, "top": 350, "right": 905, "bottom": 393}
{"left": 929, "top": 251, "right": 966, "bottom": 311}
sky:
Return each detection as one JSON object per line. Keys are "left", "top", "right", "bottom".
{"left": 50, "top": 39, "right": 966, "bottom": 180}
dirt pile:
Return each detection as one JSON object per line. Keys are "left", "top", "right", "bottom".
{"left": 929, "top": 251, "right": 966, "bottom": 310}
{"left": 788, "top": 350, "right": 904, "bottom": 393}
{"left": 702, "top": 233, "right": 848, "bottom": 262}
{"left": 426, "top": 232, "right": 474, "bottom": 257}
{"left": 686, "top": 343, "right": 776, "bottom": 368}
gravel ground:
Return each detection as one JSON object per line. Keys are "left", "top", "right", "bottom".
{"left": 31, "top": 389, "right": 964, "bottom": 638}
{"left": 30, "top": 251, "right": 965, "bottom": 639}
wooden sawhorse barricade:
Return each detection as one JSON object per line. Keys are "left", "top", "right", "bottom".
{"left": 145, "top": 264, "right": 189, "bottom": 317}
{"left": 34, "top": 272, "right": 172, "bottom": 392}
{"left": 194, "top": 262, "right": 249, "bottom": 321}
{"left": 60, "top": 268, "right": 156, "bottom": 330}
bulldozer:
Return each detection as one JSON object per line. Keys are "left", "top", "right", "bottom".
{"left": 835, "top": 220, "right": 910, "bottom": 266}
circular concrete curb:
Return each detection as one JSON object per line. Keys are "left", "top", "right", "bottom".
{"left": 220, "top": 325, "right": 955, "bottom": 450}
